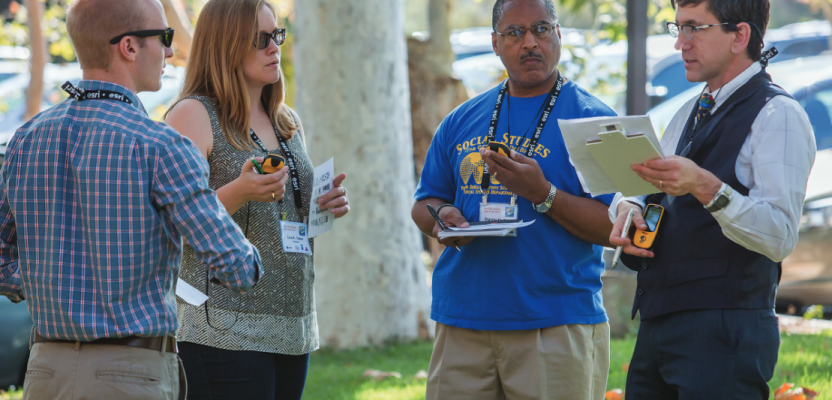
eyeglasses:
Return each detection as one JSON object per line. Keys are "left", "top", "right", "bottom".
{"left": 109, "top": 28, "right": 175, "bottom": 48}
{"left": 667, "top": 22, "right": 732, "bottom": 40}
{"left": 495, "top": 23, "right": 558, "bottom": 42}
{"left": 255, "top": 29, "right": 287, "bottom": 50}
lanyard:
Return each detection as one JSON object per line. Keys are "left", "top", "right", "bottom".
{"left": 481, "top": 72, "right": 564, "bottom": 197}
{"left": 62, "top": 82, "right": 133, "bottom": 105}
{"left": 249, "top": 128, "right": 304, "bottom": 215}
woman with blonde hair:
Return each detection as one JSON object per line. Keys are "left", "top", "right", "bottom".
{"left": 165, "top": 0, "right": 349, "bottom": 398}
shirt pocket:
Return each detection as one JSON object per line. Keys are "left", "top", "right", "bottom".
{"left": 666, "top": 258, "right": 729, "bottom": 287}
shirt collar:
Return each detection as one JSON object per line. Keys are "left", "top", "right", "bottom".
{"left": 704, "top": 62, "right": 762, "bottom": 113}
{"left": 76, "top": 80, "right": 147, "bottom": 114}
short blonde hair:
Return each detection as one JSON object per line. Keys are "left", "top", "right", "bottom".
{"left": 66, "top": 0, "right": 149, "bottom": 69}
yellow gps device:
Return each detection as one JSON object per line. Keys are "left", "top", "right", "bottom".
{"left": 488, "top": 141, "right": 511, "bottom": 157}
{"left": 260, "top": 154, "right": 285, "bottom": 174}
{"left": 633, "top": 204, "right": 664, "bottom": 250}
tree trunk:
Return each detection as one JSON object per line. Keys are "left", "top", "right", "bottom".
{"left": 294, "top": 0, "right": 432, "bottom": 349}
{"left": 817, "top": 0, "right": 832, "bottom": 52}
{"left": 24, "top": 0, "right": 45, "bottom": 121}
{"left": 428, "top": 0, "right": 453, "bottom": 75}
{"left": 410, "top": 0, "right": 469, "bottom": 268}
{"left": 160, "top": 0, "right": 193, "bottom": 60}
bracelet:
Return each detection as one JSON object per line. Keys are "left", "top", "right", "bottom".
{"left": 435, "top": 204, "right": 456, "bottom": 215}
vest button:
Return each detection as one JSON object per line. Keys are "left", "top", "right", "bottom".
{"left": 642, "top": 261, "right": 648, "bottom": 270}
{"left": 637, "top": 288, "right": 644, "bottom": 295}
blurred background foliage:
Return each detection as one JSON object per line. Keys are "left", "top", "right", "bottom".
{"left": 0, "top": 0, "right": 823, "bottom": 112}
{"left": 2, "top": 0, "right": 823, "bottom": 66}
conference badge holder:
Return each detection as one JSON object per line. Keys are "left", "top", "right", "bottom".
{"left": 280, "top": 220, "right": 312, "bottom": 255}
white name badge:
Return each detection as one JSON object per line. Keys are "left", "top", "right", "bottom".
{"left": 280, "top": 221, "right": 313, "bottom": 255}
{"left": 479, "top": 202, "right": 518, "bottom": 237}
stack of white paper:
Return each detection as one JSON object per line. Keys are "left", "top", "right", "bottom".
{"left": 438, "top": 220, "right": 536, "bottom": 239}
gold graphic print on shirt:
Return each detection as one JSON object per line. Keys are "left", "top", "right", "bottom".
{"left": 456, "top": 133, "right": 551, "bottom": 196}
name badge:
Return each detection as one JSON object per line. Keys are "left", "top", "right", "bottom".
{"left": 280, "top": 221, "right": 312, "bottom": 255}
{"left": 479, "top": 202, "right": 518, "bottom": 237}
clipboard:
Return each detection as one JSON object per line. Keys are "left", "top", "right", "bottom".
{"left": 558, "top": 115, "right": 665, "bottom": 197}
{"left": 585, "top": 123, "right": 664, "bottom": 197}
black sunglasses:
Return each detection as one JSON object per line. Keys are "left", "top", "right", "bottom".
{"left": 110, "top": 28, "right": 175, "bottom": 48}
{"left": 255, "top": 29, "right": 286, "bottom": 49}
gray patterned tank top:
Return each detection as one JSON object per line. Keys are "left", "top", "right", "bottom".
{"left": 175, "top": 96, "right": 318, "bottom": 355}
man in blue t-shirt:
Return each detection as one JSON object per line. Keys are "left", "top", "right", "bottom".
{"left": 411, "top": 0, "right": 616, "bottom": 399}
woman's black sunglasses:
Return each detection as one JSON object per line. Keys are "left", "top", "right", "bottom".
{"left": 109, "top": 28, "right": 175, "bottom": 48}
{"left": 255, "top": 29, "right": 287, "bottom": 49}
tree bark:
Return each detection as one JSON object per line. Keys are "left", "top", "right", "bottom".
{"left": 24, "top": 0, "right": 45, "bottom": 121}
{"left": 817, "top": 0, "right": 832, "bottom": 52}
{"left": 294, "top": 0, "right": 432, "bottom": 349}
{"left": 160, "top": 0, "right": 193, "bottom": 60}
{"left": 410, "top": 0, "right": 469, "bottom": 268}
{"left": 428, "top": 0, "right": 453, "bottom": 75}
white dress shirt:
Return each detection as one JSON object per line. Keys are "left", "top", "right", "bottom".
{"left": 609, "top": 62, "right": 817, "bottom": 262}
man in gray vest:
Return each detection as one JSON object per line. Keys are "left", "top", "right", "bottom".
{"left": 609, "top": 0, "right": 815, "bottom": 398}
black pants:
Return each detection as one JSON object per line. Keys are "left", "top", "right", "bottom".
{"left": 178, "top": 342, "right": 310, "bottom": 400}
{"left": 625, "top": 308, "right": 780, "bottom": 400}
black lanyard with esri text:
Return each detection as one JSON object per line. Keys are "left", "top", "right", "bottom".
{"left": 481, "top": 72, "right": 564, "bottom": 197}
{"left": 249, "top": 128, "right": 304, "bottom": 215}
{"left": 62, "top": 81, "right": 133, "bottom": 106}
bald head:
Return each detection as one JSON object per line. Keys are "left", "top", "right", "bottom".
{"left": 67, "top": 0, "right": 160, "bottom": 69}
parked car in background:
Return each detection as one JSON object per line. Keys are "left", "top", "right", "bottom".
{"left": 648, "top": 20, "right": 831, "bottom": 107}
{"left": 648, "top": 54, "right": 832, "bottom": 314}
{"left": 0, "top": 297, "right": 32, "bottom": 390}
{"left": 452, "top": 39, "right": 625, "bottom": 108}
{"left": 0, "top": 63, "right": 185, "bottom": 164}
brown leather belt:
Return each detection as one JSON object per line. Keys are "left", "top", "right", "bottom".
{"left": 33, "top": 331, "right": 178, "bottom": 353}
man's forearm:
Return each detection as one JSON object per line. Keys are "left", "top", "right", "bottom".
{"left": 545, "top": 191, "right": 613, "bottom": 247}
{"left": 412, "top": 198, "right": 451, "bottom": 238}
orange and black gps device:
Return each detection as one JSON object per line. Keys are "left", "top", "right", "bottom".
{"left": 633, "top": 204, "right": 664, "bottom": 250}
{"left": 488, "top": 141, "right": 511, "bottom": 157}
{"left": 260, "top": 154, "right": 285, "bottom": 174}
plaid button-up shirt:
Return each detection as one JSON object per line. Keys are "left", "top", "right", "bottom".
{"left": 0, "top": 80, "right": 262, "bottom": 340}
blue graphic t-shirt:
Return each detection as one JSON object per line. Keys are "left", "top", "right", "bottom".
{"left": 415, "top": 79, "right": 617, "bottom": 331}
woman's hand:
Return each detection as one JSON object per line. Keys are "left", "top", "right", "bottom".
{"left": 234, "top": 157, "right": 290, "bottom": 203}
{"left": 317, "top": 173, "right": 350, "bottom": 218}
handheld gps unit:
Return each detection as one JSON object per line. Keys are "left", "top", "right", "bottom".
{"left": 633, "top": 204, "right": 664, "bottom": 250}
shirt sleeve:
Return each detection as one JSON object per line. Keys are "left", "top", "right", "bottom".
{"left": 151, "top": 134, "right": 264, "bottom": 293}
{"left": 710, "top": 97, "right": 817, "bottom": 262}
{"left": 414, "top": 119, "right": 457, "bottom": 203}
{"left": 0, "top": 160, "right": 23, "bottom": 303}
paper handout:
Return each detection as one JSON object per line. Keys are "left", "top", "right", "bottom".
{"left": 438, "top": 220, "right": 536, "bottom": 239}
{"left": 308, "top": 157, "right": 335, "bottom": 238}
{"left": 176, "top": 278, "right": 209, "bottom": 306}
{"left": 558, "top": 116, "right": 665, "bottom": 197}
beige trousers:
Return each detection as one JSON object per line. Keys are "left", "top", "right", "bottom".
{"left": 23, "top": 341, "right": 184, "bottom": 400}
{"left": 426, "top": 322, "right": 610, "bottom": 400}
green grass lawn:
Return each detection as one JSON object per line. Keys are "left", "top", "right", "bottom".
{"left": 3, "top": 332, "right": 828, "bottom": 400}
{"left": 304, "top": 331, "right": 832, "bottom": 400}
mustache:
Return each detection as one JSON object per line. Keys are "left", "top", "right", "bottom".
{"left": 520, "top": 52, "right": 543, "bottom": 61}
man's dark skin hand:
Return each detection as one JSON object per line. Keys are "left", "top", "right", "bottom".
{"left": 412, "top": 198, "right": 475, "bottom": 248}
{"left": 480, "top": 148, "right": 613, "bottom": 246}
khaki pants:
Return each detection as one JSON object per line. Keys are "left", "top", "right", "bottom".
{"left": 23, "top": 341, "right": 184, "bottom": 400}
{"left": 427, "top": 322, "right": 610, "bottom": 400}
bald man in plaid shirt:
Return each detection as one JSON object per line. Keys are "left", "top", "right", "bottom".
{"left": 0, "top": 0, "right": 263, "bottom": 399}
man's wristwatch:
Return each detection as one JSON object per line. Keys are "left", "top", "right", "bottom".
{"left": 705, "top": 183, "right": 733, "bottom": 212}
{"left": 534, "top": 183, "right": 557, "bottom": 213}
